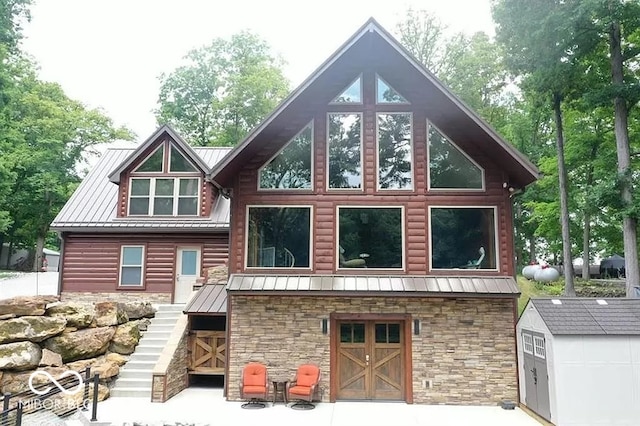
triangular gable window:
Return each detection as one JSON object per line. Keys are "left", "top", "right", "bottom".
{"left": 259, "top": 123, "right": 313, "bottom": 189}
{"left": 135, "top": 145, "right": 164, "bottom": 172}
{"left": 376, "top": 76, "right": 408, "bottom": 104}
{"left": 331, "top": 76, "right": 362, "bottom": 104}
{"left": 428, "top": 123, "right": 483, "bottom": 190}
{"left": 169, "top": 145, "right": 197, "bottom": 172}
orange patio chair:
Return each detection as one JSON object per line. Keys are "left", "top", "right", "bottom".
{"left": 239, "top": 362, "right": 270, "bottom": 409}
{"left": 286, "top": 364, "right": 321, "bottom": 410}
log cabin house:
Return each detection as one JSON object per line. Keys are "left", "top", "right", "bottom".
{"left": 51, "top": 18, "right": 539, "bottom": 405}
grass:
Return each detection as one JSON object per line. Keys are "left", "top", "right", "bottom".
{"left": 517, "top": 275, "right": 564, "bottom": 315}
{"left": 0, "top": 270, "right": 18, "bottom": 279}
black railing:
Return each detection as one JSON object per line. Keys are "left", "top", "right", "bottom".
{"left": 0, "top": 367, "right": 100, "bottom": 425}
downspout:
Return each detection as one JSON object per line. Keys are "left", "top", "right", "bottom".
{"left": 57, "top": 231, "right": 65, "bottom": 297}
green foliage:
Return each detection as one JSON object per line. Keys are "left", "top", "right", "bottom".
{"left": 156, "top": 31, "right": 290, "bottom": 146}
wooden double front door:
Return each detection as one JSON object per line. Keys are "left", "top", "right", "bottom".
{"left": 336, "top": 320, "right": 405, "bottom": 400}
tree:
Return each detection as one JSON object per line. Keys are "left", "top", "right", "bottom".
{"left": 156, "top": 31, "right": 290, "bottom": 146}
{"left": 494, "top": 0, "right": 582, "bottom": 296}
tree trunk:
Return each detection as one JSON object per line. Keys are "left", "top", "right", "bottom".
{"left": 34, "top": 234, "right": 45, "bottom": 272}
{"left": 609, "top": 17, "right": 639, "bottom": 298}
{"left": 582, "top": 148, "right": 597, "bottom": 281}
{"left": 528, "top": 236, "right": 536, "bottom": 263}
{"left": 552, "top": 93, "right": 575, "bottom": 296}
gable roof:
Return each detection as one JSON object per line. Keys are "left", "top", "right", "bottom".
{"left": 108, "top": 124, "right": 211, "bottom": 184}
{"left": 209, "top": 18, "right": 540, "bottom": 189}
{"left": 527, "top": 298, "right": 640, "bottom": 335}
{"left": 51, "top": 146, "right": 231, "bottom": 232}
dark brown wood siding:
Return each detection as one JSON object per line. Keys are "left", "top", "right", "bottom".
{"left": 228, "top": 69, "right": 516, "bottom": 276}
{"left": 61, "top": 232, "right": 229, "bottom": 293}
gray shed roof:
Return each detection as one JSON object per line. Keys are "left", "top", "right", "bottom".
{"left": 226, "top": 275, "right": 520, "bottom": 296}
{"left": 51, "top": 147, "right": 232, "bottom": 232}
{"left": 184, "top": 284, "right": 227, "bottom": 315}
{"left": 529, "top": 298, "right": 640, "bottom": 335}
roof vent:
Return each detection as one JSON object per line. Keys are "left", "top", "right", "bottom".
{"left": 596, "top": 299, "right": 608, "bottom": 305}
{"left": 551, "top": 299, "right": 562, "bottom": 305}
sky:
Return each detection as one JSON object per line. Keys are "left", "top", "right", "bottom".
{"left": 21, "top": 0, "right": 495, "bottom": 145}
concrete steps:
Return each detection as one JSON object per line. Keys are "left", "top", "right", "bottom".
{"left": 110, "top": 304, "right": 184, "bottom": 398}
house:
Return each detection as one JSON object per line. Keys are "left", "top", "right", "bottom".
{"left": 517, "top": 298, "right": 640, "bottom": 425}
{"left": 50, "top": 126, "right": 231, "bottom": 304}
{"left": 191, "top": 18, "right": 539, "bottom": 405}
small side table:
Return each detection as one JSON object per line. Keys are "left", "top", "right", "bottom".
{"left": 272, "top": 380, "right": 288, "bottom": 405}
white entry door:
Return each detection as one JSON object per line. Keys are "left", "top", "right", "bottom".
{"left": 174, "top": 247, "right": 201, "bottom": 303}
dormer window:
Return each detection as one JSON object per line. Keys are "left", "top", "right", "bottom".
{"left": 128, "top": 141, "right": 201, "bottom": 216}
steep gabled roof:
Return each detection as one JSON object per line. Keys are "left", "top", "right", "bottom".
{"left": 108, "top": 124, "right": 211, "bottom": 184}
{"left": 210, "top": 18, "right": 540, "bottom": 188}
{"left": 51, "top": 146, "right": 231, "bottom": 232}
{"left": 527, "top": 298, "right": 640, "bottom": 335}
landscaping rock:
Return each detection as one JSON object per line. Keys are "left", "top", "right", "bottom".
{"left": 105, "top": 352, "right": 128, "bottom": 366}
{"left": 123, "top": 301, "right": 155, "bottom": 319}
{"left": 66, "top": 355, "right": 120, "bottom": 379}
{"left": 0, "top": 341, "right": 42, "bottom": 370}
{"left": 0, "top": 295, "right": 59, "bottom": 317}
{"left": 0, "top": 366, "right": 68, "bottom": 394}
{"left": 44, "top": 327, "right": 115, "bottom": 362}
{"left": 0, "top": 316, "right": 67, "bottom": 344}
{"left": 109, "top": 321, "right": 141, "bottom": 355}
{"left": 46, "top": 302, "right": 95, "bottom": 328}
{"left": 39, "top": 348, "right": 63, "bottom": 367}
{"left": 94, "top": 302, "right": 128, "bottom": 327}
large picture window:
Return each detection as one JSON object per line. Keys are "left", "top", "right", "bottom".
{"left": 328, "top": 113, "right": 362, "bottom": 189}
{"left": 338, "top": 207, "right": 403, "bottom": 269}
{"left": 430, "top": 207, "right": 497, "bottom": 270}
{"left": 428, "top": 123, "right": 484, "bottom": 190}
{"left": 119, "top": 245, "right": 144, "bottom": 286}
{"left": 377, "top": 113, "right": 413, "bottom": 190}
{"left": 246, "top": 207, "right": 311, "bottom": 268}
{"left": 129, "top": 177, "right": 199, "bottom": 216}
{"left": 259, "top": 123, "right": 312, "bottom": 189}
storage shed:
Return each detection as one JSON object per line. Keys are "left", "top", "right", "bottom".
{"left": 517, "top": 298, "right": 640, "bottom": 425}
{"left": 43, "top": 248, "right": 60, "bottom": 272}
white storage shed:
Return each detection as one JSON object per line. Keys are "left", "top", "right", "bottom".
{"left": 517, "top": 298, "right": 640, "bottom": 426}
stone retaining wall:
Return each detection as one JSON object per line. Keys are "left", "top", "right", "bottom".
{"left": 151, "top": 315, "right": 189, "bottom": 402}
{"left": 227, "top": 295, "right": 517, "bottom": 405}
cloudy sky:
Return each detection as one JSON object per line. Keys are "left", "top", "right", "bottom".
{"left": 21, "top": 0, "right": 495, "bottom": 142}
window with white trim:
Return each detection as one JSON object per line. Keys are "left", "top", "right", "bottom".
{"left": 377, "top": 113, "right": 413, "bottom": 190}
{"left": 522, "top": 333, "right": 534, "bottom": 354}
{"left": 533, "top": 336, "right": 546, "bottom": 359}
{"left": 119, "top": 245, "right": 144, "bottom": 286}
{"left": 327, "top": 113, "right": 362, "bottom": 189}
{"left": 259, "top": 123, "right": 313, "bottom": 189}
{"left": 129, "top": 177, "right": 199, "bottom": 216}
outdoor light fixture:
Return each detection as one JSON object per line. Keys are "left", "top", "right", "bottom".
{"left": 321, "top": 318, "right": 328, "bottom": 335}
{"left": 413, "top": 319, "right": 420, "bottom": 335}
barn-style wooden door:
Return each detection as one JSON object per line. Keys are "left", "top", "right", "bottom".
{"left": 336, "top": 321, "right": 404, "bottom": 400}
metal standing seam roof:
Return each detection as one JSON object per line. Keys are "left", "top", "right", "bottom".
{"left": 50, "top": 147, "right": 232, "bottom": 232}
{"left": 530, "top": 298, "right": 640, "bottom": 335}
{"left": 184, "top": 284, "right": 227, "bottom": 314}
{"left": 225, "top": 275, "right": 520, "bottom": 296}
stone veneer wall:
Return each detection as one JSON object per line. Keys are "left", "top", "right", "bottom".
{"left": 151, "top": 314, "right": 189, "bottom": 402}
{"left": 227, "top": 295, "right": 517, "bottom": 405}
{"left": 62, "top": 291, "right": 171, "bottom": 304}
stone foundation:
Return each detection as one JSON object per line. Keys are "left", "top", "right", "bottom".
{"left": 227, "top": 295, "right": 517, "bottom": 405}
{"left": 61, "top": 291, "right": 171, "bottom": 305}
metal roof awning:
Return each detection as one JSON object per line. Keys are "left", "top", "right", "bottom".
{"left": 226, "top": 275, "right": 520, "bottom": 297}
{"left": 184, "top": 284, "right": 227, "bottom": 314}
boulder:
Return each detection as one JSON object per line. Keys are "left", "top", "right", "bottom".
{"left": 136, "top": 318, "right": 152, "bottom": 332}
{"left": 46, "top": 302, "right": 95, "bottom": 328}
{"left": 0, "top": 295, "right": 59, "bottom": 317}
{"left": 50, "top": 382, "right": 109, "bottom": 408}
{"left": 44, "top": 327, "right": 115, "bottom": 362}
{"left": 0, "top": 316, "right": 67, "bottom": 344}
{"left": 105, "top": 352, "right": 128, "bottom": 366}
{"left": 122, "top": 301, "right": 155, "bottom": 319}
{"left": 0, "top": 341, "right": 42, "bottom": 370}
{"left": 0, "top": 366, "right": 68, "bottom": 394}
{"left": 66, "top": 356, "right": 120, "bottom": 379}
{"left": 94, "top": 302, "right": 128, "bottom": 327}
{"left": 109, "top": 321, "right": 141, "bottom": 355}
{"left": 39, "top": 348, "right": 63, "bottom": 367}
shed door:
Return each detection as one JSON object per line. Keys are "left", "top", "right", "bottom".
{"left": 522, "top": 331, "right": 551, "bottom": 421}
{"left": 174, "top": 247, "right": 201, "bottom": 303}
{"left": 337, "top": 321, "right": 404, "bottom": 400}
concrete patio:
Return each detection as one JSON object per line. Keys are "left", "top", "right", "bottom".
{"left": 89, "top": 388, "right": 542, "bottom": 426}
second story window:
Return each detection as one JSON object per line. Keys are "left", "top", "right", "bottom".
{"left": 128, "top": 141, "right": 201, "bottom": 217}
{"left": 328, "top": 113, "right": 362, "bottom": 190}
